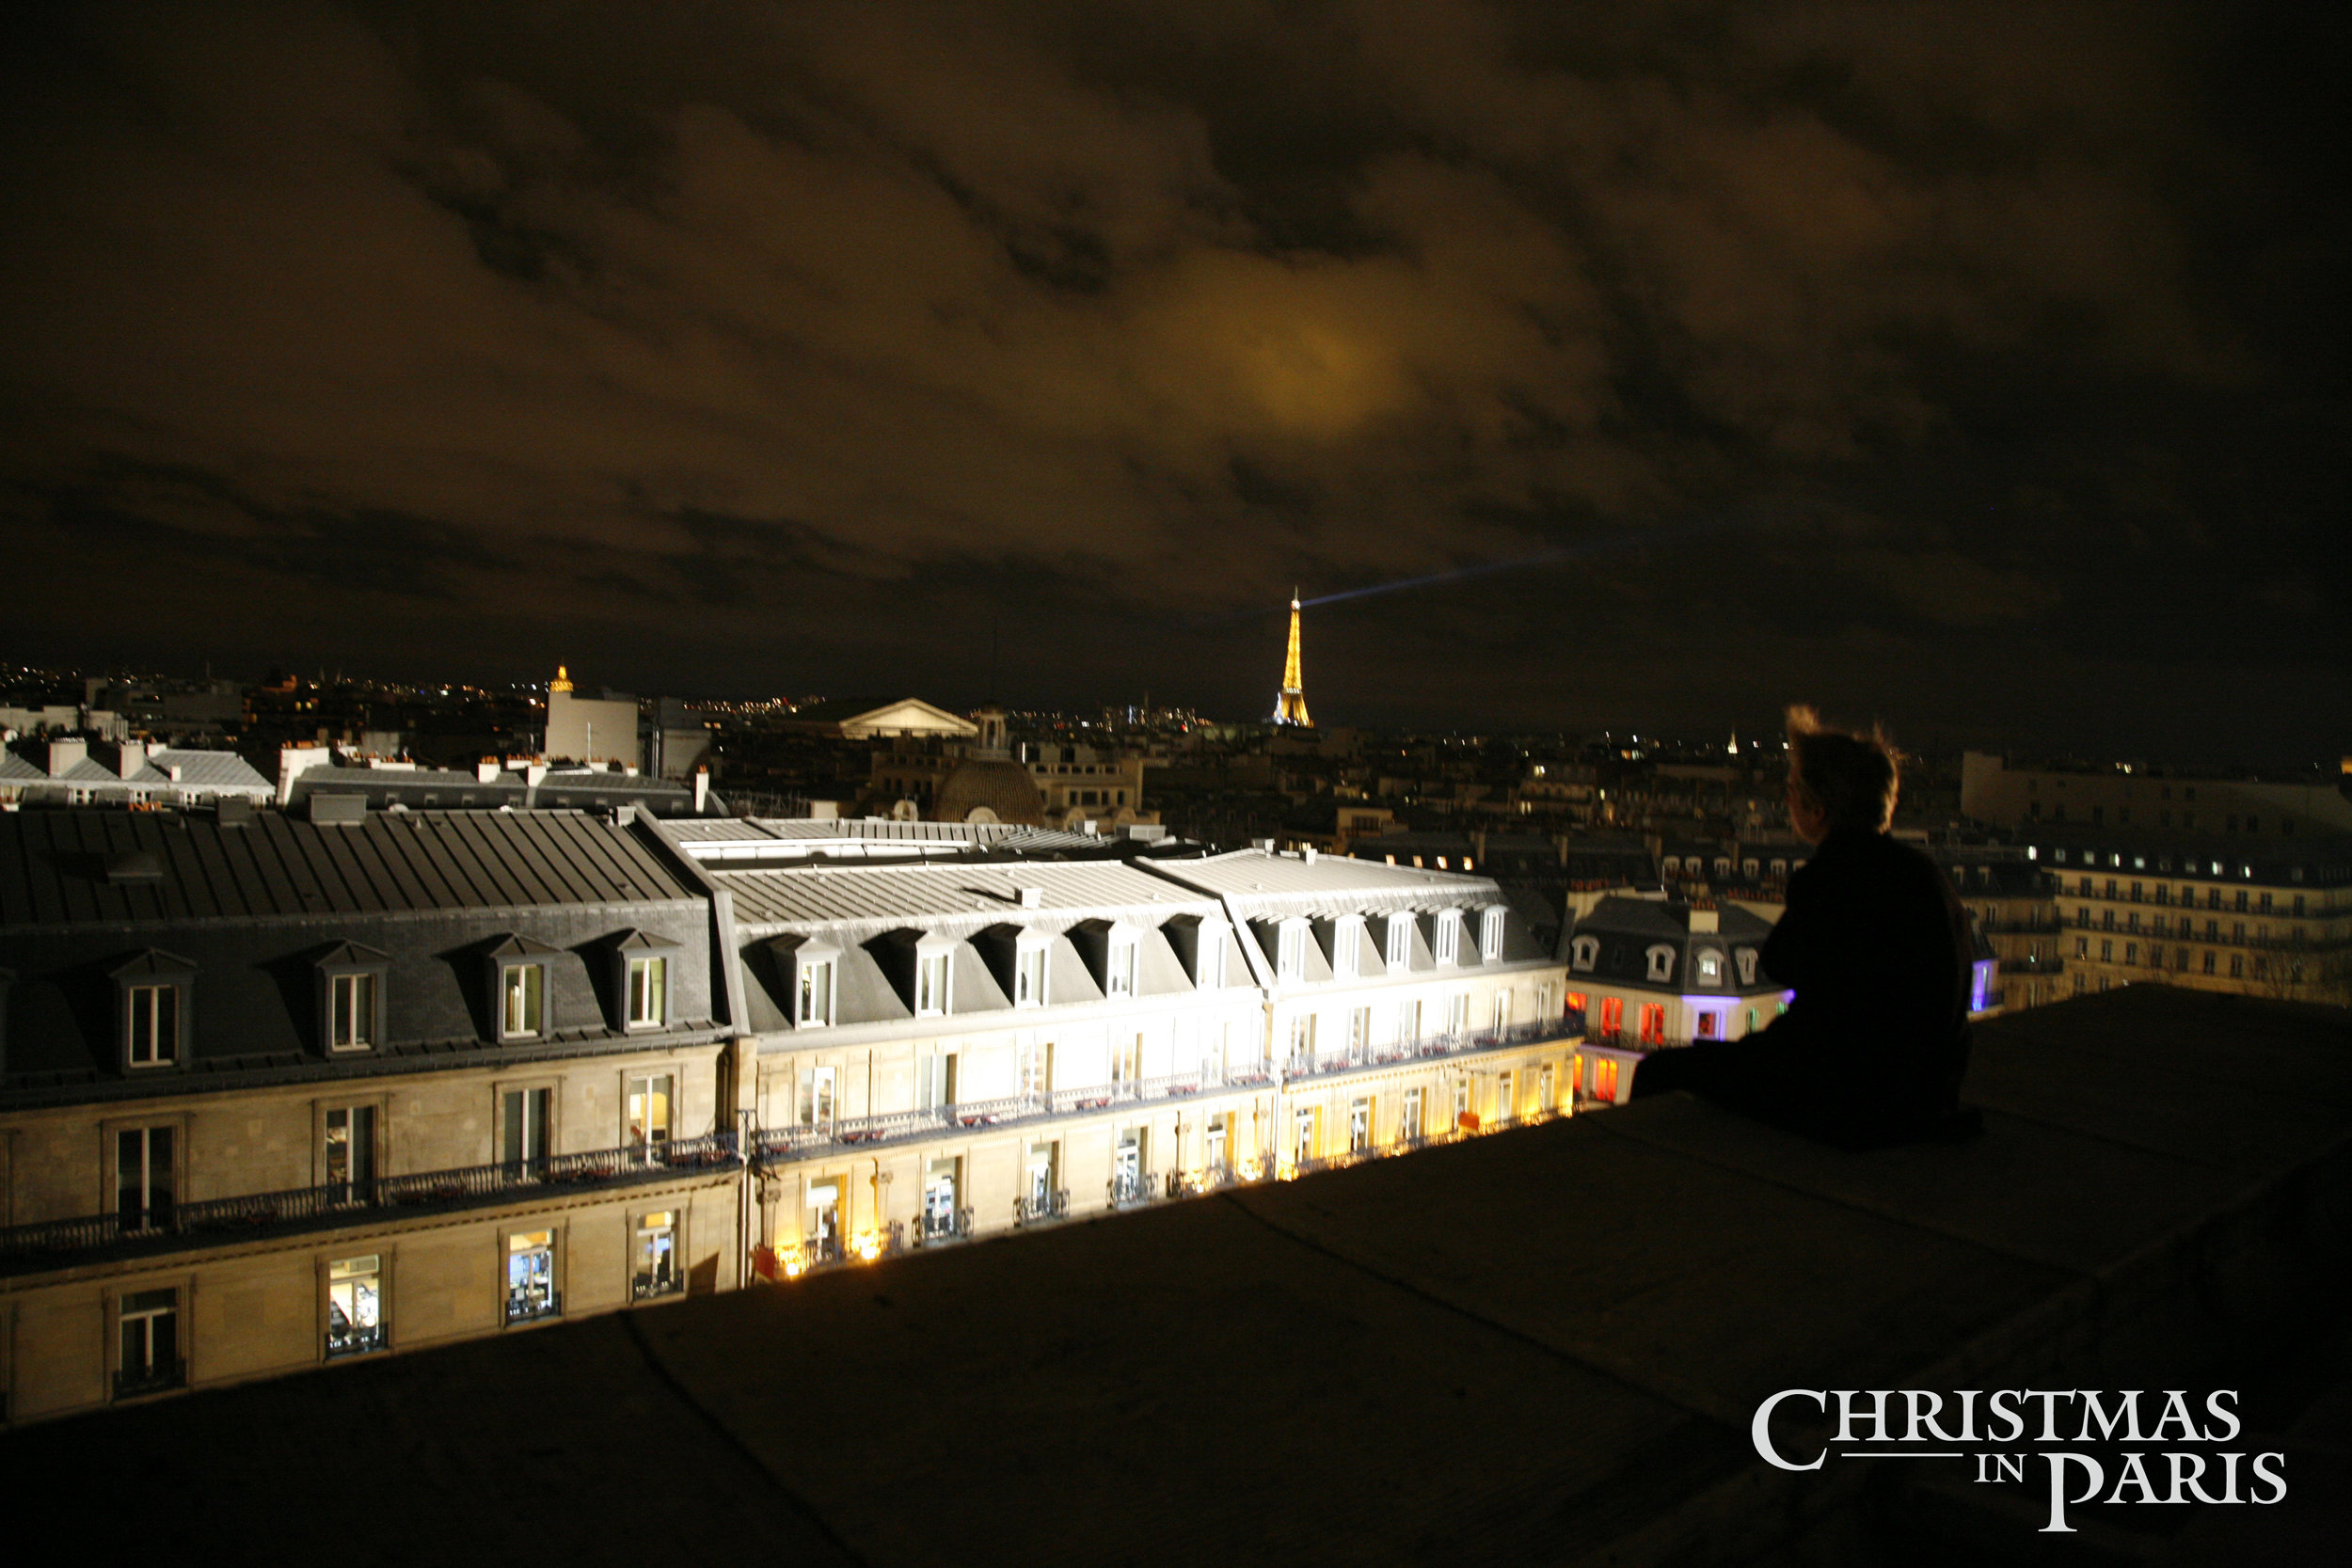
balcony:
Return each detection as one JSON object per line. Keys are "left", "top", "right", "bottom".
{"left": 1279, "top": 1021, "right": 1574, "bottom": 1085}
{"left": 1013, "top": 1189, "right": 1071, "bottom": 1227}
{"left": 1106, "top": 1170, "right": 1158, "bottom": 1209}
{"left": 0, "top": 1130, "right": 742, "bottom": 1276}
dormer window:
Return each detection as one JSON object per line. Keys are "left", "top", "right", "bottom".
{"left": 1694, "top": 948, "right": 1724, "bottom": 985}
{"left": 485, "top": 935, "right": 559, "bottom": 1042}
{"left": 1015, "top": 937, "right": 1050, "bottom": 1007}
{"left": 1570, "top": 935, "right": 1599, "bottom": 973}
{"left": 1384, "top": 913, "right": 1411, "bottom": 971}
{"left": 1107, "top": 933, "right": 1139, "bottom": 999}
{"left": 1434, "top": 911, "right": 1462, "bottom": 966}
{"left": 800, "top": 958, "right": 834, "bottom": 1026}
{"left": 1330, "top": 917, "right": 1361, "bottom": 980}
{"left": 113, "top": 950, "right": 195, "bottom": 1072}
{"left": 315, "top": 942, "right": 390, "bottom": 1054}
{"left": 1736, "top": 947, "right": 1759, "bottom": 986}
{"left": 916, "top": 947, "right": 951, "bottom": 1016}
{"left": 1197, "top": 926, "right": 1226, "bottom": 990}
{"left": 1479, "top": 907, "right": 1506, "bottom": 961}
{"left": 607, "top": 930, "right": 678, "bottom": 1033}
{"left": 1645, "top": 943, "right": 1677, "bottom": 983}
{"left": 502, "top": 964, "right": 544, "bottom": 1038}
{"left": 1277, "top": 921, "right": 1308, "bottom": 983}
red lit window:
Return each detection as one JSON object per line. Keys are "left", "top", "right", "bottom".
{"left": 1565, "top": 991, "right": 1587, "bottom": 1016}
{"left": 1695, "top": 1010, "right": 1719, "bottom": 1039}
{"left": 1593, "top": 1058, "right": 1620, "bottom": 1101}
{"left": 1638, "top": 1004, "right": 1665, "bottom": 1045}
{"left": 1598, "top": 997, "right": 1624, "bottom": 1037}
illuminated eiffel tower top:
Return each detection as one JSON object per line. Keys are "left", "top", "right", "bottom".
{"left": 1271, "top": 591, "right": 1312, "bottom": 726}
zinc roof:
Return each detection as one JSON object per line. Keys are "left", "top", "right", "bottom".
{"left": 0, "top": 810, "right": 695, "bottom": 930}
{"left": 1147, "top": 847, "right": 1500, "bottom": 916}
{"left": 718, "top": 858, "right": 1216, "bottom": 933}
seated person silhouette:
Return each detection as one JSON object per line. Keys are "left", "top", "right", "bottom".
{"left": 1629, "top": 708, "right": 1979, "bottom": 1149}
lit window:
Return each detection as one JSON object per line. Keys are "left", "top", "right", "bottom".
{"left": 324, "top": 1104, "right": 376, "bottom": 1204}
{"left": 798, "top": 1065, "right": 838, "bottom": 1132}
{"left": 327, "top": 1255, "right": 386, "bottom": 1357}
{"left": 628, "top": 956, "right": 667, "bottom": 1028}
{"left": 1401, "top": 1087, "right": 1423, "bottom": 1140}
{"left": 632, "top": 1212, "right": 679, "bottom": 1300}
{"left": 1349, "top": 1098, "right": 1373, "bottom": 1152}
{"left": 1111, "top": 1036, "right": 1141, "bottom": 1086}
{"left": 1107, "top": 937, "right": 1139, "bottom": 999}
{"left": 1695, "top": 949, "right": 1724, "bottom": 984}
{"left": 505, "top": 1230, "right": 559, "bottom": 1323}
{"left": 501, "top": 964, "right": 545, "bottom": 1039}
{"left": 1638, "top": 1004, "right": 1665, "bottom": 1044}
{"left": 627, "top": 1074, "right": 672, "bottom": 1154}
{"left": 116, "top": 1287, "right": 182, "bottom": 1399}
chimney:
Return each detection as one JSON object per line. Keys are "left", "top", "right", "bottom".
{"left": 692, "top": 766, "right": 709, "bottom": 815}
{"left": 116, "top": 744, "right": 144, "bottom": 780}
{"left": 1018, "top": 887, "right": 1044, "bottom": 910}
{"left": 476, "top": 757, "right": 501, "bottom": 784}
{"left": 46, "top": 737, "right": 87, "bottom": 776}
{"left": 1303, "top": 847, "right": 1318, "bottom": 865}
{"left": 1689, "top": 910, "right": 1720, "bottom": 933}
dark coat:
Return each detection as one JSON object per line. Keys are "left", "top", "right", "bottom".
{"left": 1634, "top": 827, "right": 1975, "bottom": 1147}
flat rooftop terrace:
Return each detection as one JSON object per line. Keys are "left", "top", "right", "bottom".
{"left": 9, "top": 988, "right": 2349, "bottom": 1565}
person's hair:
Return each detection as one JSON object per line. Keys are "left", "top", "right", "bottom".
{"left": 1785, "top": 705, "right": 1899, "bottom": 832}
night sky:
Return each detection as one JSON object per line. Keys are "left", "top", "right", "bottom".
{"left": 3, "top": 3, "right": 2345, "bottom": 760}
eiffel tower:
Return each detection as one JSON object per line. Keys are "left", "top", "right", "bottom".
{"left": 1271, "top": 591, "right": 1312, "bottom": 726}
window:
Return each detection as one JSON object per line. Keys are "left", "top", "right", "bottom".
{"left": 1289, "top": 1013, "right": 1316, "bottom": 1060}
{"left": 1107, "top": 936, "right": 1138, "bottom": 999}
{"left": 1401, "top": 1087, "right": 1423, "bottom": 1141}
{"left": 1452, "top": 1080, "right": 1470, "bottom": 1128}
{"left": 1597, "top": 996, "right": 1624, "bottom": 1037}
{"left": 798, "top": 1065, "right": 838, "bottom": 1131}
{"left": 1539, "top": 1063, "right": 1555, "bottom": 1108}
{"left": 117, "top": 1125, "right": 175, "bottom": 1232}
{"left": 1695, "top": 1009, "right": 1720, "bottom": 1039}
{"left": 1111, "top": 1035, "right": 1141, "bottom": 1086}
{"left": 628, "top": 955, "right": 668, "bottom": 1028}
{"left": 500, "top": 1087, "right": 552, "bottom": 1176}
{"left": 2100, "top": 939, "right": 2113, "bottom": 961}
{"left": 627, "top": 1074, "right": 673, "bottom": 1154}
{"left": 1496, "top": 1071, "right": 1515, "bottom": 1121}
{"left": 328, "top": 971, "right": 378, "bottom": 1051}
{"left": 916, "top": 1052, "right": 959, "bottom": 1111}
{"left": 1480, "top": 907, "right": 1505, "bottom": 959}
{"left": 906, "top": 1158, "right": 959, "bottom": 1246}
{"left": 1435, "top": 911, "right": 1462, "bottom": 966}
{"left": 501, "top": 963, "right": 545, "bottom": 1039}
{"left": 1346, "top": 1006, "right": 1371, "bottom": 1053}
{"left": 128, "top": 984, "right": 179, "bottom": 1068}
{"left": 505, "top": 1229, "right": 559, "bottom": 1323}
{"left": 1638, "top": 1004, "right": 1666, "bottom": 1045}
{"left": 324, "top": 1104, "right": 376, "bottom": 1204}
{"left": 1695, "top": 949, "right": 1724, "bottom": 985}
{"left": 2075, "top": 936, "right": 2089, "bottom": 958}
{"left": 1113, "top": 1128, "right": 1146, "bottom": 1199}
{"left": 1591, "top": 1056, "right": 1621, "bottom": 1102}
{"left": 1386, "top": 915, "right": 1413, "bottom": 971}
{"left": 914, "top": 948, "right": 951, "bottom": 1017}
{"left": 1025, "top": 1141, "right": 1060, "bottom": 1216}
{"left": 1277, "top": 923, "right": 1307, "bottom": 983}
{"left": 1293, "top": 1105, "right": 1317, "bottom": 1164}
{"left": 327, "top": 1255, "right": 386, "bottom": 1356}
{"left": 1645, "top": 944, "right": 1676, "bottom": 983}
{"left": 1493, "top": 990, "right": 1511, "bottom": 1033}
{"left": 1195, "top": 929, "right": 1225, "bottom": 990}
{"left": 1018, "top": 1038, "right": 1054, "bottom": 1097}
{"left": 1569, "top": 935, "right": 1599, "bottom": 973}
{"left": 1206, "top": 1114, "right": 1228, "bottom": 1169}
{"left": 2202, "top": 951, "right": 2216, "bottom": 974}
{"left": 116, "top": 1287, "right": 182, "bottom": 1398}
{"left": 2230, "top": 954, "right": 2244, "bottom": 978}
{"left": 1015, "top": 942, "right": 1049, "bottom": 1007}
{"left": 1447, "top": 992, "right": 1470, "bottom": 1037}
{"left": 798, "top": 958, "right": 835, "bottom": 1027}
{"left": 1330, "top": 919, "right": 1359, "bottom": 980}
{"left": 632, "top": 1212, "right": 679, "bottom": 1300}
{"left": 1349, "top": 1098, "right": 1372, "bottom": 1151}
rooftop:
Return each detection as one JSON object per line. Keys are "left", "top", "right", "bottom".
{"left": 18, "top": 988, "right": 2345, "bottom": 1562}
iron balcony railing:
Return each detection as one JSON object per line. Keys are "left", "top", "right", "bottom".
{"left": 1014, "top": 1189, "right": 1071, "bottom": 1227}
{"left": 1106, "top": 1170, "right": 1158, "bottom": 1208}
{"left": 0, "top": 1129, "right": 741, "bottom": 1274}
{"left": 1280, "top": 1021, "right": 1571, "bottom": 1083}
{"left": 914, "top": 1206, "right": 976, "bottom": 1246}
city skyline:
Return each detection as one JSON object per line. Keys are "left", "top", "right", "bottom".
{"left": 2, "top": 4, "right": 2346, "bottom": 762}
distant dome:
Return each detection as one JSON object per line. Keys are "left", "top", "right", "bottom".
{"left": 933, "top": 758, "right": 1047, "bottom": 827}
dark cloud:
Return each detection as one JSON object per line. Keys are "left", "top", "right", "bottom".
{"left": 0, "top": 0, "right": 2344, "bottom": 759}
